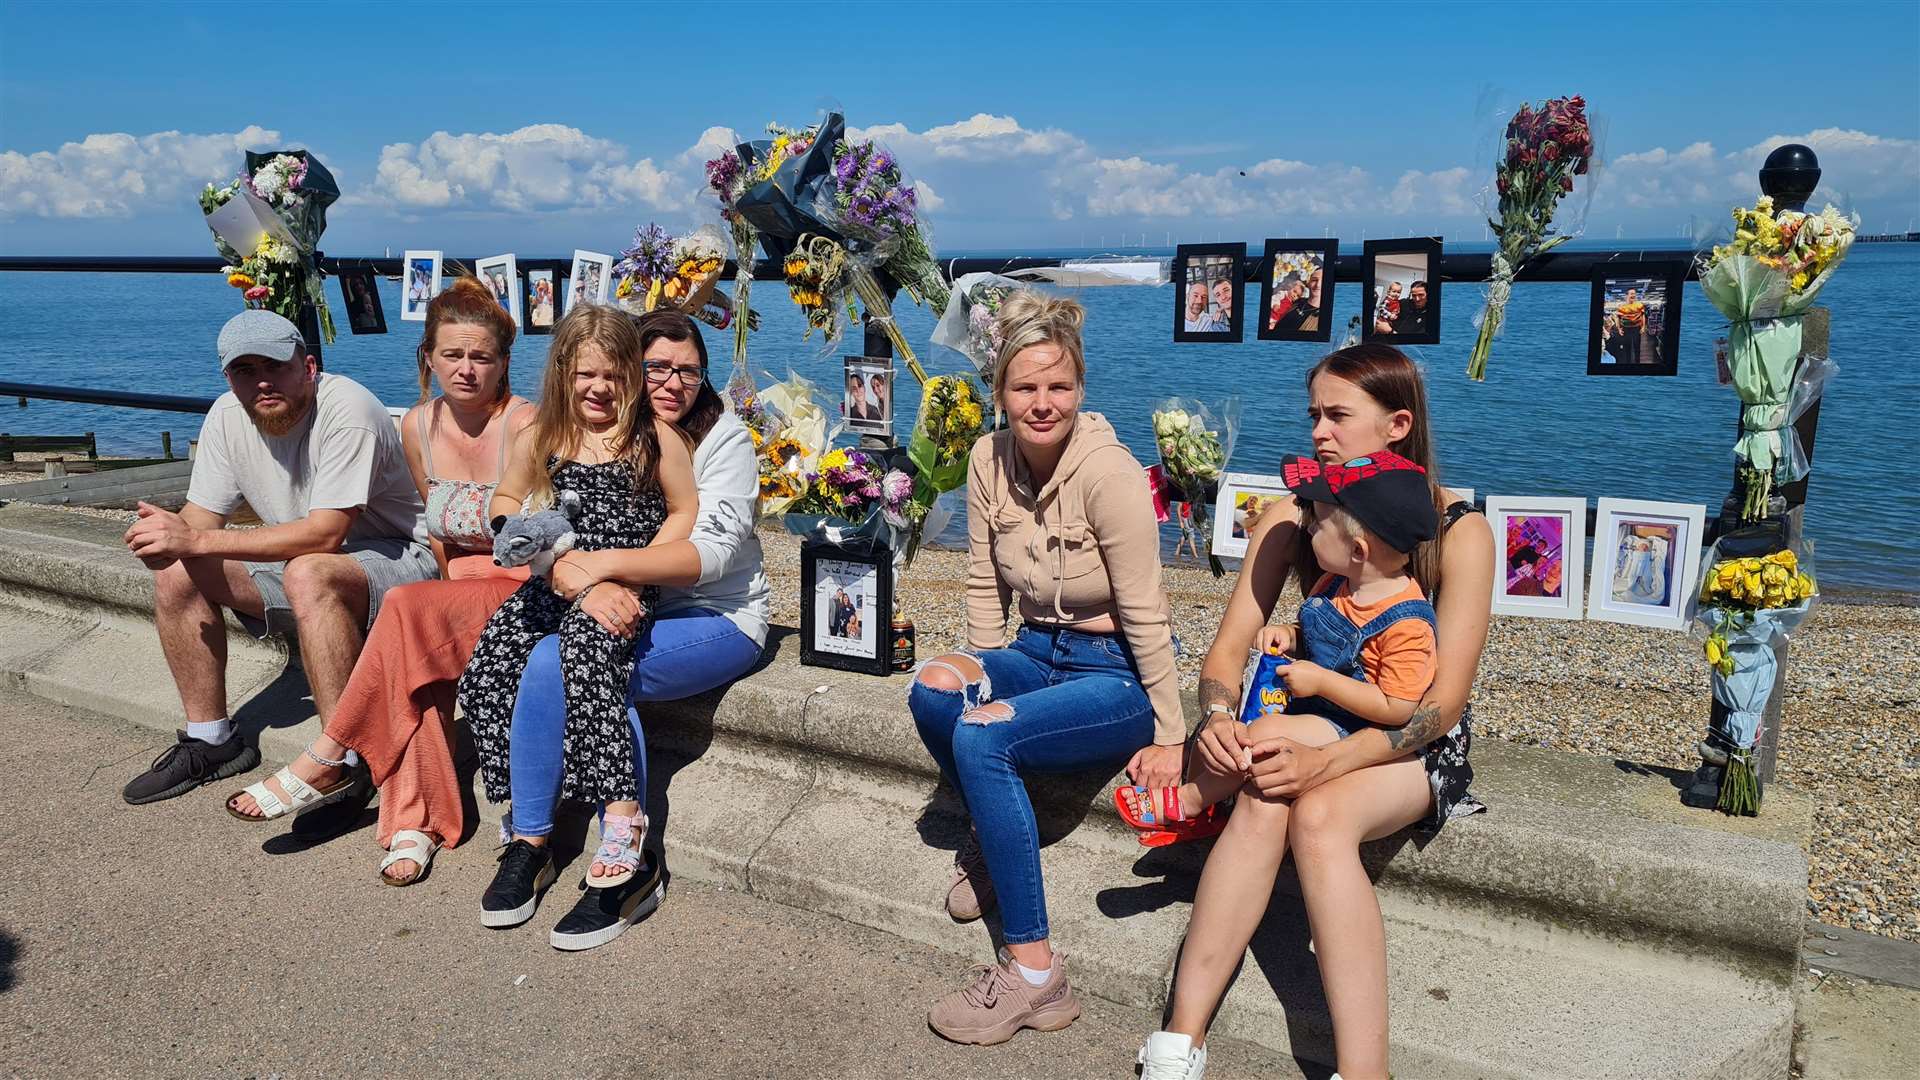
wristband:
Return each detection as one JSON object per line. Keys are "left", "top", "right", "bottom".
{"left": 1205, "top": 703, "right": 1235, "bottom": 721}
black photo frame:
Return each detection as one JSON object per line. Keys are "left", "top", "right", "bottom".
{"left": 1172, "top": 243, "right": 1246, "bottom": 343}
{"left": 1361, "top": 237, "right": 1442, "bottom": 345}
{"left": 1256, "top": 238, "right": 1337, "bottom": 342}
{"left": 1587, "top": 261, "right": 1683, "bottom": 376}
{"left": 336, "top": 267, "right": 387, "bottom": 335}
{"left": 523, "top": 268, "right": 558, "bottom": 336}
{"left": 799, "top": 538, "right": 894, "bottom": 676}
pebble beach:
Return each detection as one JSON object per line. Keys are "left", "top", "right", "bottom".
{"left": 7, "top": 474, "right": 1912, "bottom": 944}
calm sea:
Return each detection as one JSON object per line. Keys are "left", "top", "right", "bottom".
{"left": 1, "top": 242, "right": 1915, "bottom": 594}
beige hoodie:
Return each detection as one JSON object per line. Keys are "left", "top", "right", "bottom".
{"left": 965, "top": 412, "right": 1185, "bottom": 745}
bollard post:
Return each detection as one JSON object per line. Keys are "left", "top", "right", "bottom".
{"left": 43, "top": 458, "right": 66, "bottom": 479}
{"left": 1700, "top": 145, "right": 1825, "bottom": 792}
{"left": 161, "top": 431, "right": 174, "bottom": 460}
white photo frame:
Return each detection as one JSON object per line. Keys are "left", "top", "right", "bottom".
{"left": 1484, "top": 496, "right": 1587, "bottom": 620}
{"left": 1211, "top": 472, "right": 1291, "bottom": 559}
{"left": 400, "top": 249, "right": 442, "bottom": 322}
{"left": 475, "top": 253, "right": 522, "bottom": 328}
{"left": 1587, "top": 498, "right": 1707, "bottom": 630}
{"left": 567, "top": 249, "right": 613, "bottom": 313}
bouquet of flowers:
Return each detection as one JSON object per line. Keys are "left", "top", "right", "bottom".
{"left": 199, "top": 150, "right": 340, "bottom": 343}
{"left": 709, "top": 121, "right": 819, "bottom": 395}
{"left": 1690, "top": 538, "right": 1818, "bottom": 815}
{"left": 1153, "top": 397, "right": 1239, "bottom": 576}
{"left": 789, "top": 446, "right": 919, "bottom": 531}
{"left": 613, "top": 222, "right": 750, "bottom": 333}
{"left": 742, "top": 371, "right": 835, "bottom": 520}
{"left": 1465, "top": 95, "right": 1594, "bottom": 381}
{"left": 930, "top": 273, "right": 1019, "bottom": 384}
{"left": 899, "top": 374, "right": 987, "bottom": 564}
{"left": 1697, "top": 196, "right": 1857, "bottom": 520}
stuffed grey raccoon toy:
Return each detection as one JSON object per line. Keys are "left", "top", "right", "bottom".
{"left": 490, "top": 489, "right": 581, "bottom": 580}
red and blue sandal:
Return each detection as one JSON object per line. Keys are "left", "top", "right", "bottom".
{"left": 1114, "top": 785, "right": 1227, "bottom": 848}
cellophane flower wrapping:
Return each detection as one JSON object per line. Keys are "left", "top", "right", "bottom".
{"left": 746, "top": 370, "right": 837, "bottom": 521}
{"left": 901, "top": 374, "right": 988, "bottom": 566}
{"left": 1152, "top": 397, "right": 1240, "bottom": 575}
{"left": 931, "top": 273, "right": 1020, "bottom": 385}
{"left": 708, "top": 142, "right": 776, "bottom": 400}
{"left": 1687, "top": 535, "right": 1818, "bottom": 815}
{"left": 614, "top": 223, "right": 737, "bottom": 331}
{"left": 200, "top": 150, "right": 340, "bottom": 343}
{"left": 1697, "top": 197, "right": 1857, "bottom": 519}
{"left": 1466, "top": 95, "right": 1597, "bottom": 381}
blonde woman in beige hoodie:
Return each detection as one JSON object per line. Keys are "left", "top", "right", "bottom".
{"left": 909, "top": 291, "right": 1187, "bottom": 1046}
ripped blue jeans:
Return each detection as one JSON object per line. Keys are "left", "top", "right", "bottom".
{"left": 909, "top": 624, "right": 1155, "bottom": 944}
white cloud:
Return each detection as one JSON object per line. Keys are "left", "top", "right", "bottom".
{"left": 361, "top": 124, "right": 694, "bottom": 213}
{"left": 852, "top": 114, "right": 1086, "bottom": 162}
{"left": 1597, "top": 129, "right": 1919, "bottom": 217}
{"left": 0, "top": 126, "right": 283, "bottom": 218}
{"left": 913, "top": 179, "right": 944, "bottom": 212}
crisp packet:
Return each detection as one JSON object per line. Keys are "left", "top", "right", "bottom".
{"left": 1239, "top": 649, "right": 1292, "bottom": 723}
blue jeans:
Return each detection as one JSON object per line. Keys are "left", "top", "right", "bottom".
{"left": 909, "top": 625, "right": 1155, "bottom": 944}
{"left": 509, "top": 608, "right": 763, "bottom": 837}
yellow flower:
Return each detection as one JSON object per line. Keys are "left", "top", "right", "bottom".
{"left": 228, "top": 272, "right": 255, "bottom": 289}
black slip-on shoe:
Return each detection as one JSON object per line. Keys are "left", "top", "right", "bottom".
{"left": 550, "top": 854, "right": 665, "bottom": 952}
{"left": 123, "top": 731, "right": 261, "bottom": 805}
{"left": 480, "top": 839, "right": 555, "bottom": 929}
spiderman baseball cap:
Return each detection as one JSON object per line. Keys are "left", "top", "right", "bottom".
{"left": 1279, "top": 450, "right": 1437, "bottom": 553}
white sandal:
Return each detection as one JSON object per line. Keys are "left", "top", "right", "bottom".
{"left": 225, "top": 745, "right": 358, "bottom": 822}
{"left": 379, "top": 829, "right": 441, "bottom": 887}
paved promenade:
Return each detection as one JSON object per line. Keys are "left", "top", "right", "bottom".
{"left": 0, "top": 693, "right": 1300, "bottom": 1079}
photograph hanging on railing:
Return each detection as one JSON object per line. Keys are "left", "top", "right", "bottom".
{"left": 1587, "top": 261, "right": 1683, "bottom": 376}
{"left": 1362, "top": 237, "right": 1442, "bottom": 345}
{"left": 1257, "top": 239, "right": 1336, "bottom": 342}
{"left": 476, "top": 253, "right": 521, "bottom": 329}
{"left": 567, "top": 249, "right": 613, "bottom": 313}
{"left": 1172, "top": 243, "right": 1246, "bottom": 343}
{"left": 1210, "top": 472, "right": 1290, "bottom": 559}
{"left": 1587, "top": 497, "right": 1706, "bottom": 630}
{"left": 1484, "top": 496, "right": 1587, "bottom": 619}
{"left": 336, "top": 267, "right": 386, "bottom": 335}
{"left": 400, "top": 249, "right": 441, "bottom": 322}
{"left": 800, "top": 538, "right": 894, "bottom": 676}
{"left": 523, "top": 269, "right": 556, "bottom": 335}
{"left": 842, "top": 355, "right": 894, "bottom": 437}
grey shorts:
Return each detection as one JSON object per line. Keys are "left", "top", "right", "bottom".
{"left": 240, "top": 537, "right": 438, "bottom": 640}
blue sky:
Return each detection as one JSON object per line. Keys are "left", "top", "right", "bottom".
{"left": 3, "top": 1, "right": 1916, "bottom": 254}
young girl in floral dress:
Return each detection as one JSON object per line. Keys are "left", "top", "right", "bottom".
{"left": 457, "top": 305, "right": 697, "bottom": 929}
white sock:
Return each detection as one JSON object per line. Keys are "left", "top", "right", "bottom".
{"left": 186, "top": 718, "right": 233, "bottom": 746}
{"left": 1014, "top": 958, "right": 1053, "bottom": 986}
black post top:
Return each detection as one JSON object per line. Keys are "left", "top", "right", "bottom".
{"left": 1758, "top": 144, "right": 1820, "bottom": 213}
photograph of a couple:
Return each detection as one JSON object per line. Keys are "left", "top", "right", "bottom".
{"left": 812, "top": 557, "right": 878, "bottom": 660}
{"left": 843, "top": 357, "right": 893, "bottom": 435}
{"left": 1172, "top": 243, "right": 1245, "bottom": 342}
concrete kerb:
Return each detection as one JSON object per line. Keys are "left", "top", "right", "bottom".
{"left": 0, "top": 503, "right": 1814, "bottom": 1075}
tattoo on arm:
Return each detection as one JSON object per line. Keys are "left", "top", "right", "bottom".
{"left": 1199, "top": 676, "right": 1238, "bottom": 711}
{"left": 1386, "top": 702, "right": 1449, "bottom": 753}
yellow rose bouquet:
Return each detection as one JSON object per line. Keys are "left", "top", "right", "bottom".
{"left": 1697, "top": 196, "right": 1856, "bottom": 520}
{"left": 1689, "top": 539, "right": 1819, "bottom": 815}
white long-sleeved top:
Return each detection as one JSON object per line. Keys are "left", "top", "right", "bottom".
{"left": 656, "top": 409, "right": 771, "bottom": 647}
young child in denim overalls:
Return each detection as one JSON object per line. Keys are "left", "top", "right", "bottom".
{"left": 1122, "top": 450, "right": 1440, "bottom": 845}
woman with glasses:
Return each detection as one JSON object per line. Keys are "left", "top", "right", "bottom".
{"left": 498, "top": 309, "right": 770, "bottom": 951}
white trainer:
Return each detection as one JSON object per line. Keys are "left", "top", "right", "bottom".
{"left": 1137, "top": 1030, "right": 1207, "bottom": 1080}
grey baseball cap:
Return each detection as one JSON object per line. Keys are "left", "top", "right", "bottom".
{"left": 217, "top": 309, "right": 305, "bottom": 371}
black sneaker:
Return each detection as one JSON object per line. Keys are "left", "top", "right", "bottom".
{"left": 122, "top": 731, "right": 261, "bottom": 805}
{"left": 550, "top": 853, "right": 665, "bottom": 952}
{"left": 480, "top": 839, "right": 555, "bottom": 929}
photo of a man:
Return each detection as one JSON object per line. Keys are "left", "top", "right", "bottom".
{"left": 1587, "top": 263, "right": 1682, "bottom": 376}
{"left": 843, "top": 357, "right": 894, "bottom": 435}
{"left": 1174, "top": 246, "right": 1244, "bottom": 341}
{"left": 1362, "top": 240, "right": 1442, "bottom": 344}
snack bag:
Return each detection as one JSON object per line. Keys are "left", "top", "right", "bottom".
{"left": 1239, "top": 649, "right": 1292, "bottom": 723}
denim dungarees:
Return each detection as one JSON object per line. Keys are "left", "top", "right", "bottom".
{"left": 1286, "top": 575, "right": 1437, "bottom": 738}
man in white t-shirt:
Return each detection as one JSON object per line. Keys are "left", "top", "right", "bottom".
{"left": 120, "top": 309, "right": 435, "bottom": 806}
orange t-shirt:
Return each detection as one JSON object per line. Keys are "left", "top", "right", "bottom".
{"left": 1314, "top": 574, "right": 1436, "bottom": 701}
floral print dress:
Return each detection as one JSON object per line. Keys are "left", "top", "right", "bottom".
{"left": 458, "top": 458, "right": 667, "bottom": 805}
